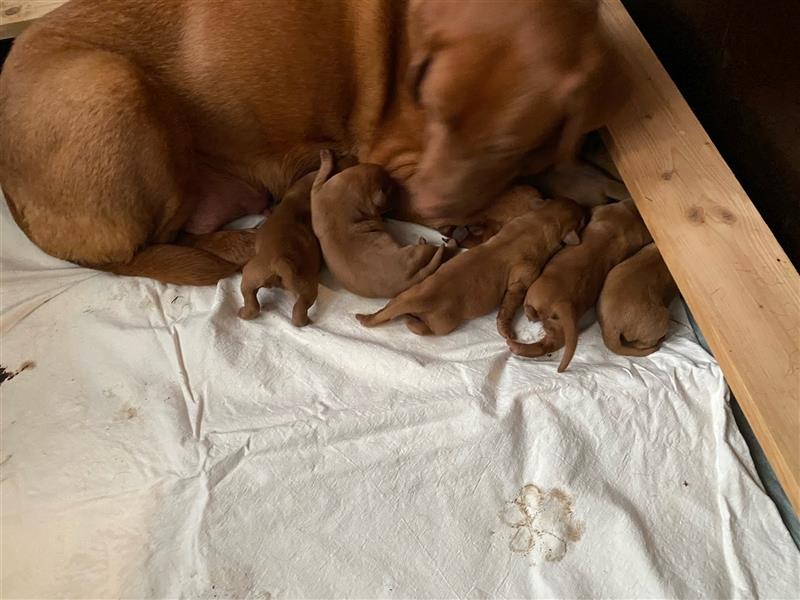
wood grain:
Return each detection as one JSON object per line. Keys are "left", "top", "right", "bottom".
{"left": 0, "top": 0, "right": 65, "bottom": 39}
{"left": 600, "top": 0, "right": 800, "bottom": 509}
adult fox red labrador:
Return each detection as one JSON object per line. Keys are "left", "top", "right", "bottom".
{"left": 0, "top": 0, "right": 626, "bottom": 285}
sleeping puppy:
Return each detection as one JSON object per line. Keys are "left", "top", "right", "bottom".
{"left": 448, "top": 185, "right": 544, "bottom": 248}
{"left": 530, "top": 160, "right": 630, "bottom": 208}
{"left": 238, "top": 172, "right": 321, "bottom": 326}
{"left": 311, "top": 150, "right": 445, "bottom": 298}
{"left": 597, "top": 242, "right": 679, "bottom": 356}
{"left": 356, "top": 198, "right": 585, "bottom": 336}
{"left": 505, "top": 199, "right": 652, "bottom": 371}
{"left": 528, "top": 133, "right": 629, "bottom": 208}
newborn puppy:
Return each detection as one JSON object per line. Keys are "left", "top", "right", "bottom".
{"left": 597, "top": 242, "right": 678, "bottom": 356}
{"left": 530, "top": 134, "right": 628, "bottom": 208}
{"left": 239, "top": 172, "right": 321, "bottom": 325}
{"left": 506, "top": 199, "right": 652, "bottom": 371}
{"left": 530, "top": 160, "right": 630, "bottom": 207}
{"left": 454, "top": 185, "right": 544, "bottom": 248}
{"left": 312, "top": 150, "right": 444, "bottom": 298}
{"left": 356, "top": 198, "right": 585, "bottom": 335}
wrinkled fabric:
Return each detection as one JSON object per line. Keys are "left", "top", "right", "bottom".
{"left": 1, "top": 194, "right": 797, "bottom": 599}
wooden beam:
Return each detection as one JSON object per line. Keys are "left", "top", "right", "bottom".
{"left": 0, "top": 0, "right": 65, "bottom": 39}
{"left": 600, "top": 0, "right": 800, "bottom": 510}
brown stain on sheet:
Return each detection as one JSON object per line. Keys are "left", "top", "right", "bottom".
{"left": 500, "top": 484, "right": 583, "bottom": 564}
{"left": 0, "top": 361, "right": 35, "bottom": 385}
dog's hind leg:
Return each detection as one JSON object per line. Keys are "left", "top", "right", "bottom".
{"left": 178, "top": 230, "right": 257, "bottom": 267}
{"left": 0, "top": 48, "right": 236, "bottom": 285}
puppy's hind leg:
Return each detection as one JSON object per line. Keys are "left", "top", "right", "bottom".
{"left": 506, "top": 324, "right": 565, "bottom": 358}
{"left": 405, "top": 315, "right": 433, "bottom": 335}
{"left": 497, "top": 265, "right": 539, "bottom": 339}
{"left": 238, "top": 262, "right": 269, "bottom": 320}
{"left": 290, "top": 281, "right": 318, "bottom": 327}
{"left": 274, "top": 258, "right": 318, "bottom": 327}
{"left": 356, "top": 296, "right": 413, "bottom": 328}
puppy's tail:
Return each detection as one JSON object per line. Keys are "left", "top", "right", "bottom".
{"left": 557, "top": 304, "right": 578, "bottom": 372}
{"left": 102, "top": 244, "right": 238, "bottom": 285}
{"left": 312, "top": 149, "right": 335, "bottom": 193}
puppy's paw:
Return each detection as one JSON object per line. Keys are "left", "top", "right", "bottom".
{"left": 291, "top": 302, "right": 312, "bottom": 327}
{"left": 291, "top": 314, "right": 311, "bottom": 327}
{"left": 497, "top": 321, "right": 515, "bottom": 340}
{"left": 238, "top": 306, "right": 259, "bottom": 320}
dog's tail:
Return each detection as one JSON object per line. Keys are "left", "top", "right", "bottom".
{"left": 102, "top": 244, "right": 238, "bottom": 285}
{"left": 312, "top": 149, "right": 335, "bottom": 193}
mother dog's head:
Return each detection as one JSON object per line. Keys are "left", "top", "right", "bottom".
{"left": 406, "top": 0, "right": 627, "bottom": 220}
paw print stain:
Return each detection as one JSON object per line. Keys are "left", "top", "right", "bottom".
{"left": 500, "top": 484, "right": 583, "bottom": 564}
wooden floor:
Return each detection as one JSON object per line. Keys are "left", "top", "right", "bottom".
{"left": 601, "top": 0, "right": 800, "bottom": 511}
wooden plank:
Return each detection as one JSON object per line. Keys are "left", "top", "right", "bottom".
{"left": 599, "top": 0, "right": 800, "bottom": 510}
{"left": 0, "top": 0, "right": 66, "bottom": 39}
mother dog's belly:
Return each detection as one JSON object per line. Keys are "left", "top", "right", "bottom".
{"left": 183, "top": 165, "right": 271, "bottom": 235}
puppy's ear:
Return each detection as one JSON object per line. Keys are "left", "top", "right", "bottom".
{"left": 371, "top": 191, "right": 389, "bottom": 211}
{"left": 563, "top": 230, "right": 581, "bottom": 246}
{"left": 528, "top": 196, "right": 547, "bottom": 209}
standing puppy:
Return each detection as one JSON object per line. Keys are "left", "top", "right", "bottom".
{"left": 597, "top": 243, "right": 679, "bottom": 356}
{"left": 239, "top": 173, "right": 321, "bottom": 326}
{"left": 311, "top": 150, "right": 444, "bottom": 298}
{"left": 506, "top": 199, "right": 652, "bottom": 371}
{"left": 356, "top": 199, "right": 585, "bottom": 336}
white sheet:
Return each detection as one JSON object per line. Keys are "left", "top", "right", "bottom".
{"left": 1, "top": 194, "right": 798, "bottom": 599}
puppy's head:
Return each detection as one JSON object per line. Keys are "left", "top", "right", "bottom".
{"left": 406, "top": 0, "right": 624, "bottom": 220}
